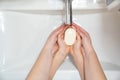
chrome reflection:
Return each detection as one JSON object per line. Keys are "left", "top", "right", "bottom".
{"left": 0, "top": 12, "right": 5, "bottom": 33}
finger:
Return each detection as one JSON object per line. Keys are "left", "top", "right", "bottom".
{"left": 72, "top": 23, "right": 89, "bottom": 37}
{"left": 70, "top": 47, "right": 74, "bottom": 55}
{"left": 71, "top": 26, "right": 76, "bottom": 32}
{"left": 64, "top": 25, "right": 69, "bottom": 32}
{"left": 58, "top": 31, "right": 64, "bottom": 44}
{"left": 53, "top": 24, "right": 65, "bottom": 33}
{"left": 73, "top": 25, "right": 85, "bottom": 36}
{"left": 59, "top": 25, "right": 68, "bottom": 39}
{"left": 76, "top": 30, "right": 85, "bottom": 38}
{"left": 79, "top": 30, "right": 91, "bottom": 42}
{"left": 52, "top": 43, "right": 58, "bottom": 55}
{"left": 72, "top": 23, "right": 81, "bottom": 31}
{"left": 50, "top": 24, "right": 65, "bottom": 38}
{"left": 72, "top": 23, "right": 86, "bottom": 36}
{"left": 72, "top": 23, "right": 84, "bottom": 32}
{"left": 73, "top": 33, "right": 81, "bottom": 49}
{"left": 76, "top": 32, "right": 80, "bottom": 41}
{"left": 58, "top": 34, "right": 61, "bottom": 42}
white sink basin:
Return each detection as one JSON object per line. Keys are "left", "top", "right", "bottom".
{"left": 0, "top": 1, "right": 120, "bottom": 79}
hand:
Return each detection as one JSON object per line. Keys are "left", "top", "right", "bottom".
{"left": 43, "top": 24, "right": 65, "bottom": 56}
{"left": 49, "top": 26, "right": 70, "bottom": 79}
{"left": 70, "top": 26, "right": 84, "bottom": 80}
{"left": 70, "top": 32, "right": 83, "bottom": 69}
{"left": 72, "top": 23, "right": 93, "bottom": 57}
{"left": 26, "top": 24, "right": 66, "bottom": 80}
{"left": 72, "top": 23, "right": 107, "bottom": 80}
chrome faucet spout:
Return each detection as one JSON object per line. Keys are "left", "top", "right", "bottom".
{"left": 65, "top": 0, "right": 72, "bottom": 26}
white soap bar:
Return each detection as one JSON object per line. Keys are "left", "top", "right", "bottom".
{"left": 64, "top": 28, "right": 76, "bottom": 45}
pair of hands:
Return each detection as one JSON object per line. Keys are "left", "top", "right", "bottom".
{"left": 27, "top": 23, "right": 106, "bottom": 80}
{"left": 44, "top": 23, "right": 93, "bottom": 79}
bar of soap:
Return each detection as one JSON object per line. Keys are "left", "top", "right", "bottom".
{"left": 64, "top": 28, "right": 76, "bottom": 45}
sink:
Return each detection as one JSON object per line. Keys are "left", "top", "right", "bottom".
{"left": 0, "top": 10, "right": 120, "bottom": 80}
{"left": 0, "top": 0, "right": 120, "bottom": 80}
{"left": 0, "top": 0, "right": 107, "bottom": 10}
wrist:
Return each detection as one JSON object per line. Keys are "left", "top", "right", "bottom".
{"left": 84, "top": 46, "right": 95, "bottom": 56}
{"left": 40, "top": 47, "right": 53, "bottom": 59}
{"left": 49, "top": 75, "right": 53, "bottom": 80}
{"left": 84, "top": 47, "right": 97, "bottom": 64}
{"left": 58, "top": 48, "right": 68, "bottom": 54}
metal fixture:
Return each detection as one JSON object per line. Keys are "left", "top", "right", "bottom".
{"left": 64, "top": 0, "right": 72, "bottom": 26}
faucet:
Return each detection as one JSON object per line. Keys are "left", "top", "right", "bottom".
{"left": 64, "top": 0, "right": 73, "bottom": 26}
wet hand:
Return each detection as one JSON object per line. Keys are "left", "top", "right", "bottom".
{"left": 43, "top": 24, "right": 65, "bottom": 56}
{"left": 49, "top": 26, "right": 69, "bottom": 79}
{"left": 72, "top": 23, "right": 94, "bottom": 57}
{"left": 69, "top": 25, "right": 84, "bottom": 80}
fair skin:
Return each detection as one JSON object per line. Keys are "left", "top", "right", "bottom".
{"left": 26, "top": 23, "right": 107, "bottom": 80}
{"left": 71, "top": 23, "right": 107, "bottom": 80}
{"left": 26, "top": 24, "right": 70, "bottom": 80}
